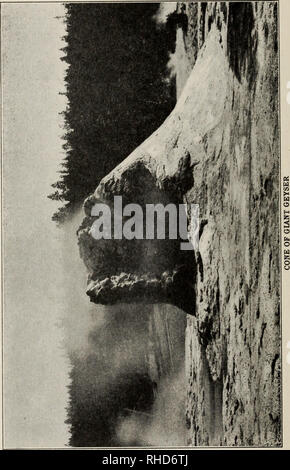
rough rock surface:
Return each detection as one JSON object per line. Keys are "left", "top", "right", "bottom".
{"left": 78, "top": 1, "right": 280, "bottom": 446}
{"left": 177, "top": 1, "right": 280, "bottom": 446}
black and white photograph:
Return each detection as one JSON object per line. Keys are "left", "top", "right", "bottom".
{"left": 2, "top": 1, "right": 282, "bottom": 449}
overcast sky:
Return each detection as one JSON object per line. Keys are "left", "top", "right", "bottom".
{"left": 3, "top": 3, "right": 70, "bottom": 448}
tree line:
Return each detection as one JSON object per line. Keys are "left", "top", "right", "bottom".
{"left": 53, "top": 3, "right": 180, "bottom": 446}
{"left": 49, "top": 3, "right": 177, "bottom": 224}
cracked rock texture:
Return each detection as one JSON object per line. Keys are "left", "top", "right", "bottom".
{"left": 177, "top": 1, "right": 280, "bottom": 446}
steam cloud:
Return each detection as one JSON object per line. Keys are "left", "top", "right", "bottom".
{"left": 153, "top": 2, "right": 177, "bottom": 24}
{"left": 60, "top": 210, "right": 186, "bottom": 446}
{"left": 116, "top": 369, "right": 186, "bottom": 446}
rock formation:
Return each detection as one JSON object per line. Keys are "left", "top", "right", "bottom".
{"left": 78, "top": 2, "right": 281, "bottom": 446}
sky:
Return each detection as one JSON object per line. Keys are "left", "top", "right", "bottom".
{"left": 2, "top": 3, "right": 70, "bottom": 448}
